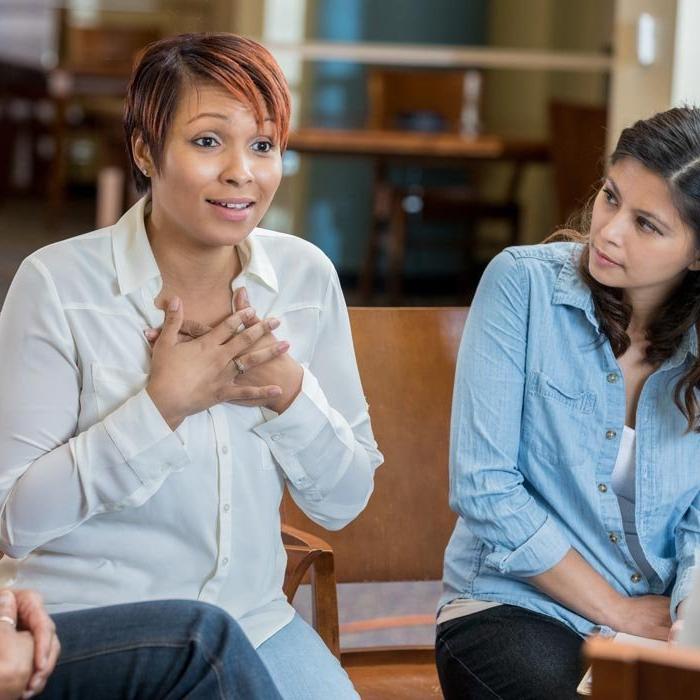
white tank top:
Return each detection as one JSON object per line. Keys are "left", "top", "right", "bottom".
{"left": 610, "top": 426, "right": 656, "bottom": 582}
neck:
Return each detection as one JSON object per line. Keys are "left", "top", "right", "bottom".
{"left": 146, "top": 215, "right": 242, "bottom": 297}
{"left": 624, "top": 289, "right": 664, "bottom": 339}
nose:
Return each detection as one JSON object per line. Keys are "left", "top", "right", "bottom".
{"left": 221, "top": 150, "right": 253, "bottom": 186}
{"left": 599, "top": 210, "right": 626, "bottom": 247}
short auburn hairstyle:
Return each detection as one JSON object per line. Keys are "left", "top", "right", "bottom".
{"left": 124, "top": 32, "right": 291, "bottom": 193}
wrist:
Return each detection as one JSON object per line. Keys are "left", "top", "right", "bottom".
{"left": 602, "top": 592, "right": 628, "bottom": 630}
{"left": 146, "top": 384, "right": 185, "bottom": 431}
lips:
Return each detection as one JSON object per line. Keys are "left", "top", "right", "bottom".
{"left": 206, "top": 198, "right": 254, "bottom": 210}
{"left": 593, "top": 245, "right": 622, "bottom": 267}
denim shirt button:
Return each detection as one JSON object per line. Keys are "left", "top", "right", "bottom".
{"left": 607, "top": 372, "right": 619, "bottom": 383}
{"left": 598, "top": 483, "right": 608, "bottom": 493}
{"left": 630, "top": 572, "right": 642, "bottom": 583}
{"left": 608, "top": 532, "right": 618, "bottom": 544}
{"left": 606, "top": 430, "right": 617, "bottom": 440}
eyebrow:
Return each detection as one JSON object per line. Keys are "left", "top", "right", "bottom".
{"left": 186, "top": 112, "right": 275, "bottom": 125}
{"left": 605, "top": 176, "right": 671, "bottom": 232}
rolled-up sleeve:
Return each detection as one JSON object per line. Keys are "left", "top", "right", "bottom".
{"left": 449, "top": 250, "right": 571, "bottom": 577}
{"left": 0, "top": 258, "right": 189, "bottom": 557}
{"left": 671, "top": 492, "right": 700, "bottom": 619}
{"left": 254, "top": 266, "right": 383, "bottom": 530}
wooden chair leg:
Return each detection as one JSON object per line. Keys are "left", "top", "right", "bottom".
{"left": 310, "top": 550, "right": 340, "bottom": 659}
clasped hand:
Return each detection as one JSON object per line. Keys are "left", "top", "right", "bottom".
{"left": 146, "top": 289, "right": 303, "bottom": 430}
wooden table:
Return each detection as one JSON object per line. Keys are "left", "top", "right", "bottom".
{"left": 286, "top": 127, "right": 550, "bottom": 301}
{"left": 287, "top": 127, "right": 550, "bottom": 163}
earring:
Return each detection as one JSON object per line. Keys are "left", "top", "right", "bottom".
{"left": 142, "top": 168, "right": 149, "bottom": 177}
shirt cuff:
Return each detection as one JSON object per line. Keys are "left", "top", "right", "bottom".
{"left": 253, "top": 368, "right": 329, "bottom": 493}
{"left": 102, "top": 388, "right": 190, "bottom": 483}
{"left": 671, "top": 563, "right": 696, "bottom": 621}
{"left": 486, "top": 514, "right": 571, "bottom": 577}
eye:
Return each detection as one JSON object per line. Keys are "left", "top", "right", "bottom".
{"left": 637, "top": 216, "right": 661, "bottom": 235}
{"left": 192, "top": 136, "right": 220, "bottom": 148}
{"left": 602, "top": 187, "right": 617, "bottom": 205}
{"left": 252, "top": 139, "right": 275, "bottom": 154}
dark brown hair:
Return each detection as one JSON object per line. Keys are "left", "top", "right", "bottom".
{"left": 550, "top": 107, "right": 700, "bottom": 431}
{"left": 124, "top": 33, "right": 291, "bottom": 193}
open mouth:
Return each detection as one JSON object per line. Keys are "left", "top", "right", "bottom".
{"left": 206, "top": 199, "right": 254, "bottom": 210}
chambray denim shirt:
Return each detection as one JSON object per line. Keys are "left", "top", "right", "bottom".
{"left": 440, "top": 242, "right": 700, "bottom": 638}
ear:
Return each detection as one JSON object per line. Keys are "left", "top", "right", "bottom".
{"left": 131, "top": 133, "right": 153, "bottom": 174}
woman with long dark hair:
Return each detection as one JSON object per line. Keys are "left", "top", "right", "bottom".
{"left": 436, "top": 107, "right": 700, "bottom": 699}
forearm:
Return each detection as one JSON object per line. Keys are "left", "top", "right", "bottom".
{"left": 529, "top": 548, "right": 622, "bottom": 627}
{"left": 1, "top": 390, "right": 189, "bottom": 557}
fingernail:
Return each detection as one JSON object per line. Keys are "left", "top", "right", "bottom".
{"left": 268, "top": 387, "right": 282, "bottom": 396}
{"left": 143, "top": 329, "right": 157, "bottom": 339}
{"left": 268, "top": 318, "right": 280, "bottom": 330}
{"left": 22, "top": 691, "right": 35, "bottom": 699}
{"left": 241, "top": 288, "right": 249, "bottom": 305}
{"left": 169, "top": 297, "right": 180, "bottom": 311}
{"left": 277, "top": 341, "right": 289, "bottom": 352}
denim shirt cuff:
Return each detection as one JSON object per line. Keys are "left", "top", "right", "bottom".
{"left": 494, "top": 515, "right": 571, "bottom": 577}
{"left": 671, "top": 564, "right": 696, "bottom": 621}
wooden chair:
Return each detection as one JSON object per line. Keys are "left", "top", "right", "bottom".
{"left": 282, "top": 306, "right": 467, "bottom": 699}
{"left": 360, "top": 68, "right": 521, "bottom": 303}
{"left": 549, "top": 101, "right": 608, "bottom": 225}
{"left": 585, "top": 636, "right": 700, "bottom": 699}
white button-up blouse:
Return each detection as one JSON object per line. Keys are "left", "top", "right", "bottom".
{"left": 0, "top": 198, "right": 382, "bottom": 647}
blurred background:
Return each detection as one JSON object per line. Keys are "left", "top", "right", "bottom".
{"left": 1, "top": 1, "right": 697, "bottom": 307}
{"left": 1, "top": 0, "right": 699, "bottom": 651}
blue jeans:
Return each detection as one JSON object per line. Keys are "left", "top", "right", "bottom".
{"left": 38, "top": 600, "right": 281, "bottom": 699}
{"left": 257, "top": 614, "right": 358, "bottom": 699}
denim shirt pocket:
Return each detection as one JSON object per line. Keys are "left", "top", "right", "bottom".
{"left": 522, "top": 370, "right": 597, "bottom": 467}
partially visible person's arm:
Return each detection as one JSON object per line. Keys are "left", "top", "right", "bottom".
{"left": 12, "top": 590, "right": 60, "bottom": 697}
{"left": 0, "top": 590, "right": 41, "bottom": 700}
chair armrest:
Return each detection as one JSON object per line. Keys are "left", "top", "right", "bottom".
{"left": 282, "top": 524, "right": 340, "bottom": 659}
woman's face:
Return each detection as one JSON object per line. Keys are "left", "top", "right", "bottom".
{"left": 137, "top": 82, "right": 283, "bottom": 249}
{"left": 588, "top": 157, "right": 700, "bottom": 302}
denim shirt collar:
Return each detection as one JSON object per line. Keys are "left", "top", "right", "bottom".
{"left": 551, "top": 244, "right": 600, "bottom": 332}
{"left": 550, "top": 243, "right": 699, "bottom": 366}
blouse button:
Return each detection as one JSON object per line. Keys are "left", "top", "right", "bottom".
{"left": 607, "top": 372, "right": 619, "bottom": 383}
{"left": 606, "top": 430, "right": 617, "bottom": 440}
{"left": 222, "top": 557, "right": 229, "bottom": 567}
{"left": 271, "top": 434, "right": 282, "bottom": 442}
{"left": 223, "top": 504, "right": 231, "bottom": 513}
{"left": 598, "top": 483, "right": 608, "bottom": 493}
{"left": 608, "top": 532, "right": 618, "bottom": 544}
{"left": 630, "top": 572, "right": 642, "bottom": 583}
{"left": 221, "top": 445, "right": 229, "bottom": 454}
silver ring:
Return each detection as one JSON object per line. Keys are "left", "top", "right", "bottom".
{"left": 233, "top": 358, "right": 245, "bottom": 375}
{"left": 0, "top": 616, "right": 15, "bottom": 627}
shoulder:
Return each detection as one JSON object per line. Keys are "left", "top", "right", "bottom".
{"left": 252, "top": 227, "right": 336, "bottom": 284}
{"left": 491, "top": 242, "right": 583, "bottom": 284}
{"left": 21, "top": 226, "right": 115, "bottom": 302}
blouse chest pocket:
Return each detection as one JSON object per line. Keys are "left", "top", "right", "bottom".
{"left": 521, "top": 370, "right": 597, "bottom": 468}
{"left": 271, "top": 305, "right": 320, "bottom": 365}
{"left": 91, "top": 363, "right": 150, "bottom": 421}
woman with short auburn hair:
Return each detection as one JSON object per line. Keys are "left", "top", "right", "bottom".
{"left": 0, "top": 33, "right": 381, "bottom": 699}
